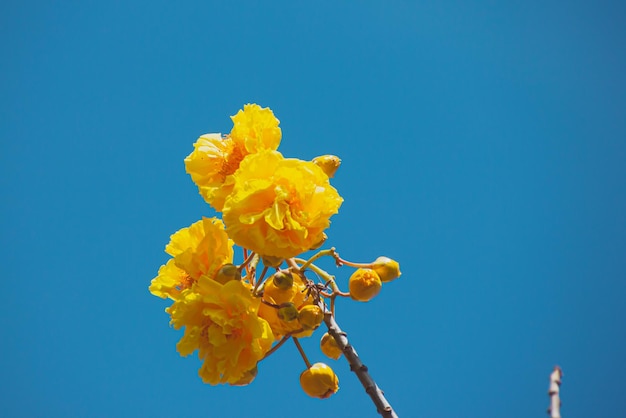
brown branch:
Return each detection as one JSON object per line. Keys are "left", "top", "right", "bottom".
{"left": 323, "top": 311, "right": 398, "bottom": 418}
{"left": 547, "top": 366, "right": 563, "bottom": 418}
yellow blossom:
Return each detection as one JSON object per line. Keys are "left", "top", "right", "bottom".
{"left": 149, "top": 217, "right": 233, "bottom": 300}
{"left": 230, "top": 103, "right": 282, "bottom": 153}
{"left": 184, "top": 104, "right": 281, "bottom": 211}
{"left": 222, "top": 150, "right": 343, "bottom": 258}
{"left": 167, "top": 278, "right": 274, "bottom": 385}
{"left": 184, "top": 133, "right": 241, "bottom": 211}
{"left": 149, "top": 259, "right": 192, "bottom": 300}
{"left": 166, "top": 217, "right": 233, "bottom": 280}
{"left": 300, "top": 363, "right": 339, "bottom": 399}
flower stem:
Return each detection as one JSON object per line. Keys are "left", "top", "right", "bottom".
{"left": 261, "top": 335, "right": 291, "bottom": 361}
{"left": 239, "top": 251, "right": 256, "bottom": 272}
{"left": 299, "top": 248, "right": 337, "bottom": 271}
{"left": 293, "top": 258, "right": 348, "bottom": 296}
{"left": 332, "top": 252, "right": 374, "bottom": 269}
{"left": 293, "top": 337, "right": 312, "bottom": 369}
{"left": 324, "top": 311, "right": 398, "bottom": 418}
{"left": 253, "top": 265, "right": 268, "bottom": 295}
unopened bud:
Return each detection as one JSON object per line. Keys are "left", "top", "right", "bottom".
{"left": 214, "top": 263, "right": 241, "bottom": 284}
{"left": 320, "top": 333, "right": 342, "bottom": 360}
{"left": 277, "top": 302, "right": 299, "bottom": 322}
{"left": 230, "top": 366, "right": 258, "bottom": 386}
{"left": 262, "top": 255, "right": 283, "bottom": 268}
{"left": 372, "top": 256, "right": 401, "bottom": 282}
{"left": 272, "top": 270, "right": 294, "bottom": 290}
{"left": 312, "top": 155, "right": 341, "bottom": 178}
{"left": 309, "top": 232, "right": 328, "bottom": 250}
{"left": 300, "top": 363, "right": 339, "bottom": 399}
{"left": 298, "top": 305, "right": 324, "bottom": 330}
{"left": 349, "top": 268, "right": 382, "bottom": 302}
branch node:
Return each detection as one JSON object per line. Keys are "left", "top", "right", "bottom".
{"left": 323, "top": 309, "right": 398, "bottom": 417}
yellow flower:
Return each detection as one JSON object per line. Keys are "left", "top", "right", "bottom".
{"left": 165, "top": 217, "right": 233, "bottom": 280}
{"left": 223, "top": 150, "right": 343, "bottom": 258}
{"left": 184, "top": 104, "right": 281, "bottom": 211}
{"left": 184, "top": 133, "right": 241, "bottom": 211}
{"left": 149, "top": 259, "right": 192, "bottom": 300}
{"left": 149, "top": 217, "right": 233, "bottom": 300}
{"left": 300, "top": 363, "right": 339, "bottom": 399}
{"left": 230, "top": 103, "right": 282, "bottom": 153}
{"left": 167, "top": 278, "right": 274, "bottom": 385}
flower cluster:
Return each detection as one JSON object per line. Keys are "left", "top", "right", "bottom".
{"left": 150, "top": 104, "right": 400, "bottom": 399}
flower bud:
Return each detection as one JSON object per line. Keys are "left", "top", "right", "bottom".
{"left": 349, "top": 268, "right": 382, "bottom": 302}
{"left": 272, "top": 270, "right": 294, "bottom": 290}
{"left": 230, "top": 366, "right": 258, "bottom": 386}
{"left": 277, "top": 302, "right": 299, "bottom": 322}
{"left": 262, "top": 255, "right": 284, "bottom": 268}
{"left": 214, "top": 263, "right": 241, "bottom": 284}
{"left": 298, "top": 304, "right": 324, "bottom": 330}
{"left": 372, "top": 256, "right": 401, "bottom": 282}
{"left": 309, "top": 232, "right": 328, "bottom": 251}
{"left": 312, "top": 155, "right": 341, "bottom": 178}
{"left": 320, "top": 332, "right": 342, "bottom": 360}
{"left": 263, "top": 277, "right": 304, "bottom": 305}
{"left": 299, "top": 363, "right": 339, "bottom": 399}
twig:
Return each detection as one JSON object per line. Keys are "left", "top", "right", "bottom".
{"left": 293, "top": 337, "right": 312, "bottom": 368}
{"left": 547, "top": 366, "right": 563, "bottom": 418}
{"left": 261, "top": 335, "right": 291, "bottom": 361}
{"left": 323, "top": 311, "right": 398, "bottom": 418}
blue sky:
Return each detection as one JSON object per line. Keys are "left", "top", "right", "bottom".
{"left": 2, "top": 1, "right": 625, "bottom": 417}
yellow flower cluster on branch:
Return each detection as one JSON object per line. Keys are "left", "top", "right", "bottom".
{"left": 150, "top": 104, "right": 400, "bottom": 406}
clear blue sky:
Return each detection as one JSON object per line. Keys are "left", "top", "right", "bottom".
{"left": 2, "top": 1, "right": 625, "bottom": 417}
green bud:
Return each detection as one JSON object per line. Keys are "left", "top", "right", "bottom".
{"left": 262, "top": 255, "right": 284, "bottom": 268}
{"left": 272, "top": 270, "right": 294, "bottom": 290}
{"left": 214, "top": 263, "right": 241, "bottom": 284}
{"left": 277, "top": 302, "right": 299, "bottom": 322}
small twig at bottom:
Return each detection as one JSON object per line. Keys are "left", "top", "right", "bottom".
{"left": 323, "top": 312, "right": 398, "bottom": 418}
{"left": 548, "top": 366, "right": 563, "bottom": 418}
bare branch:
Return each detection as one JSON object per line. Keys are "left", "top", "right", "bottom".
{"left": 323, "top": 312, "right": 398, "bottom": 418}
{"left": 547, "top": 366, "right": 563, "bottom": 418}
